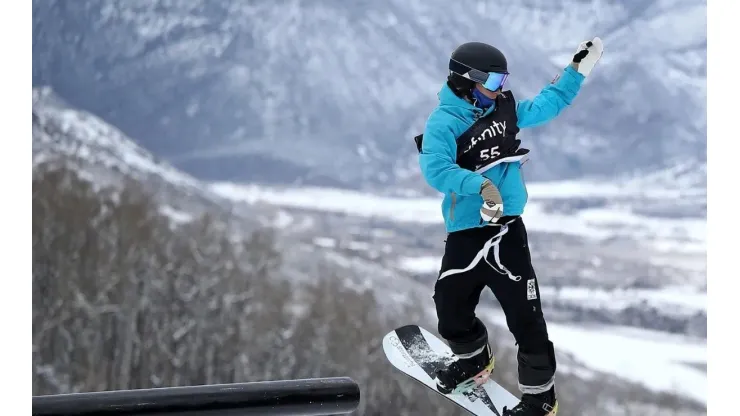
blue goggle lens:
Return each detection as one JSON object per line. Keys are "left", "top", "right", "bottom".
{"left": 483, "top": 72, "right": 508, "bottom": 91}
{"left": 449, "top": 59, "right": 510, "bottom": 91}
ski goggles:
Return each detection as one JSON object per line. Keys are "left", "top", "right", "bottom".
{"left": 449, "top": 59, "right": 509, "bottom": 91}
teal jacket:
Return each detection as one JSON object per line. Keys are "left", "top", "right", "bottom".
{"left": 419, "top": 65, "right": 585, "bottom": 233}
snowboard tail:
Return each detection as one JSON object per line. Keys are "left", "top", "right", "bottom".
{"left": 383, "top": 324, "right": 519, "bottom": 416}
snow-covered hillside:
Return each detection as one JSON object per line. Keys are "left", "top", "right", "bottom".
{"left": 33, "top": 86, "right": 259, "bottom": 229}
{"left": 209, "top": 181, "right": 706, "bottom": 256}
{"left": 484, "top": 308, "right": 706, "bottom": 406}
{"left": 33, "top": 87, "right": 199, "bottom": 191}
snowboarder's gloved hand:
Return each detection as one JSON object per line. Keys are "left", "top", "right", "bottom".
{"left": 571, "top": 37, "right": 603, "bottom": 77}
{"left": 480, "top": 179, "right": 504, "bottom": 223}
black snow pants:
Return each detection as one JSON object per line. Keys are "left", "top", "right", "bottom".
{"left": 433, "top": 216, "right": 556, "bottom": 395}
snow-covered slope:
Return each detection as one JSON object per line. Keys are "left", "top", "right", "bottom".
{"left": 209, "top": 180, "right": 707, "bottom": 336}
{"left": 33, "top": 86, "right": 200, "bottom": 191}
{"left": 32, "top": 0, "right": 706, "bottom": 187}
{"left": 209, "top": 180, "right": 706, "bottom": 254}
{"left": 33, "top": 86, "right": 254, "bottom": 227}
{"left": 484, "top": 308, "right": 707, "bottom": 406}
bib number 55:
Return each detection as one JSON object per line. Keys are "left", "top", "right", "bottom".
{"left": 479, "top": 146, "right": 501, "bottom": 161}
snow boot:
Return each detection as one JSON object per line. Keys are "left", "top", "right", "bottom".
{"left": 434, "top": 343, "right": 495, "bottom": 394}
{"left": 503, "top": 386, "right": 558, "bottom": 416}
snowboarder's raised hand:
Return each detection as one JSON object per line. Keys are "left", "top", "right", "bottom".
{"left": 480, "top": 179, "right": 504, "bottom": 223}
{"left": 571, "top": 37, "right": 603, "bottom": 77}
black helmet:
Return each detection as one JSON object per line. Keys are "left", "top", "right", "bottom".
{"left": 447, "top": 42, "right": 508, "bottom": 97}
{"left": 450, "top": 42, "right": 508, "bottom": 74}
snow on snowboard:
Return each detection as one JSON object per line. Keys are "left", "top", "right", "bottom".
{"left": 383, "top": 324, "right": 519, "bottom": 415}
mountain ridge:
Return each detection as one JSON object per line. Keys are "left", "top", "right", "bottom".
{"left": 32, "top": 0, "right": 706, "bottom": 188}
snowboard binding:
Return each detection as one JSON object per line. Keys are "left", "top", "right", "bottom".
{"left": 450, "top": 361, "right": 495, "bottom": 394}
{"left": 435, "top": 347, "right": 496, "bottom": 395}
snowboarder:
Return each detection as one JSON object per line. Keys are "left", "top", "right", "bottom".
{"left": 415, "top": 38, "right": 604, "bottom": 415}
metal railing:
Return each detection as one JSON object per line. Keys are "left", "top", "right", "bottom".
{"left": 32, "top": 377, "right": 361, "bottom": 416}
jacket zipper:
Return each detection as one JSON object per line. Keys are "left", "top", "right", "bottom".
{"left": 520, "top": 162, "right": 529, "bottom": 199}
{"left": 449, "top": 192, "right": 456, "bottom": 221}
{"left": 450, "top": 108, "right": 481, "bottom": 222}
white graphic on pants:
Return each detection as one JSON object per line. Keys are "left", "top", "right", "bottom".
{"left": 526, "top": 279, "right": 537, "bottom": 300}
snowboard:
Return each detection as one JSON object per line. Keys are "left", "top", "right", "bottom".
{"left": 383, "top": 324, "right": 519, "bottom": 416}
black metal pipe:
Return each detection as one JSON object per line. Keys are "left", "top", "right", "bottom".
{"left": 32, "top": 377, "right": 361, "bottom": 416}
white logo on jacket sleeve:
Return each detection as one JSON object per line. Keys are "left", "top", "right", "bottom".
{"left": 526, "top": 279, "right": 537, "bottom": 300}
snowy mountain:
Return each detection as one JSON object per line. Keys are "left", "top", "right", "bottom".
{"left": 33, "top": 87, "right": 199, "bottom": 191}
{"left": 32, "top": 0, "right": 706, "bottom": 188}
{"left": 33, "top": 86, "right": 228, "bottom": 227}
{"left": 32, "top": 0, "right": 707, "bottom": 409}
